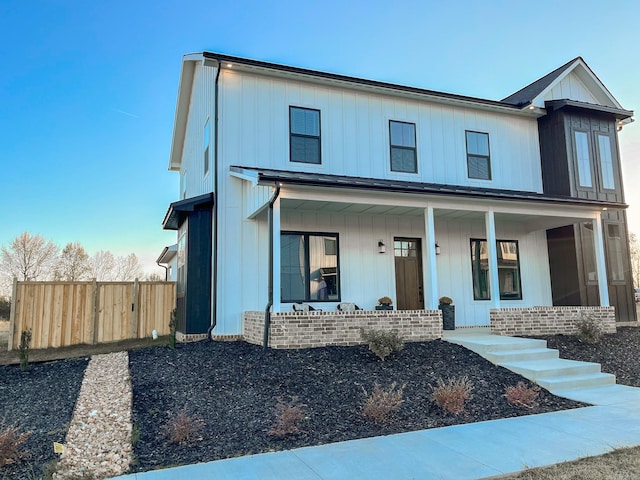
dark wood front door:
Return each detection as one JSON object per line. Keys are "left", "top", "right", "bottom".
{"left": 394, "top": 238, "right": 424, "bottom": 310}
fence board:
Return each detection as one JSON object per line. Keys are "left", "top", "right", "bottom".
{"left": 8, "top": 281, "right": 176, "bottom": 350}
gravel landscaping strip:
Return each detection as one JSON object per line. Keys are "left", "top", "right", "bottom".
{"left": 129, "top": 339, "right": 585, "bottom": 473}
{"left": 0, "top": 357, "right": 88, "bottom": 479}
{"left": 54, "top": 352, "right": 133, "bottom": 479}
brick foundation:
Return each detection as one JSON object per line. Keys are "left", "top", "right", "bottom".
{"left": 244, "top": 310, "right": 443, "bottom": 349}
{"left": 490, "top": 306, "right": 616, "bottom": 336}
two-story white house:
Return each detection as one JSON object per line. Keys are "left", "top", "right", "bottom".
{"left": 162, "top": 52, "right": 635, "bottom": 347}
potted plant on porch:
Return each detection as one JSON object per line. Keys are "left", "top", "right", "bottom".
{"left": 439, "top": 296, "right": 455, "bottom": 330}
{"left": 375, "top": 296, "right": 394, "bottom": 311}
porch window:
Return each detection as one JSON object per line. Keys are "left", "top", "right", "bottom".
{"left": 390, "top": 121, "right": 417, "bottom": 173}
{"left": 281, "top": 232, "right": 340, "bottom": 302}
{"left": 290, "top": 106, "right": 321, "bottom": 164}
{"left": 466, "top": 131, "right": 491, "bottom": 180}
{"left": 470, "top": 239, "right": 522, "bottom": 300}
{"left": 607, "top": 223, "right": 625, "bottom": 282}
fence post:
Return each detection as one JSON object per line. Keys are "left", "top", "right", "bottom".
{"left": 7, "top": 277, "right": 18, "bottom": 352}
{"left": 131, "top": 278, "right": 139, "bottom": 339}
{"left": 90, "top": 279, "right": 99, "bottom": 345}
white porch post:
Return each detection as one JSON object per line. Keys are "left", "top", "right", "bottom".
{"left": 593, "top": 214, "right": 610, "bottom": 307}
{"left": 485, "top": 210, "right": 501, "bottom": 309}
{"left": 272, "top": 196, "right": 282, "bottom": 312}
{"left": 424, "top": 206, "right": 439, "bottom": 309}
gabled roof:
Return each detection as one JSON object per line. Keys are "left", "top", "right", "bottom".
{"left": 501, "top": 57, "right": 579, "bottom": 107}
{"left": 502, "top": 57, "right": 628, "bottom": 113}
{"left": 230, "top": 166, "right": 628, "bottom": 210}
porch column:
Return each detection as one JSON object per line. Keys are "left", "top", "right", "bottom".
{"left": 272, "top": 197, "right": 282, "bottom": 312}
{"left": 593, "top": 214, "right": 610, "bottom": 307}
{"left": 424, "top": 206, "right": 438, "bottom": 309}
{"left": 485, "top": 210, "right": 500, "bottom": 309}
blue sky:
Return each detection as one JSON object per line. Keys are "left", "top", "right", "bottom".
{"left": 2, "top": 0, "right": 639, "bottom": 274}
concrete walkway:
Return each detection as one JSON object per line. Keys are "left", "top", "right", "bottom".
{"left": 113, "top": 384, "right": 640, "bottom": 479}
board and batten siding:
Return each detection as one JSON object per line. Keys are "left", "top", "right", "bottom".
{"left": 217, "top": 69, "right": 544, "bottom": 193}
{"left": 541, "top": 72, "right": 599, "bottom": 106}
{"left": 178, "top": 62, "right": 216, "bottom": 199}
{"left": 212, "top": 205, "right": 553, "bottom": 335}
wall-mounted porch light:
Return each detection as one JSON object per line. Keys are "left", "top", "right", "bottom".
{"left": 435, "top": 243, "right": 441, "bottom": 255}
{"left": 378, "top": 240, "right": 386, "bottom": 254}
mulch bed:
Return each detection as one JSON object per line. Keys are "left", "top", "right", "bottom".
{"left": 129, "top": 339, "right": 586, "bottom": 473}
{"left": 0, "top": 358, "right": 88, "bottom": 479}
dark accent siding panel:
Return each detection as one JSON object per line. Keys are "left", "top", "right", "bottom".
{"left": 538, "top": 111, "right": 571, "bottom": 196}
{"left": 185, "top": 208, "right": 213, "bottom": 334}
{"left": 176, "top": 294, "right": 187, "bottom": 333}
{"left": 604, "top": 212, "right": 637, "bottom": 322}
{"left": 546, "top": 226, "right": 581, "bottom": 306}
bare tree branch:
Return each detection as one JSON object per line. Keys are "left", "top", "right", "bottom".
{"left": 0, "top": 232, "right": 59, "bottom": 281}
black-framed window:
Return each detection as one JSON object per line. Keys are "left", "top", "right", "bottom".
{"left": 281, "top": 232, "right": 340, "bottom": 302}
{"left": 470, "top": 239, "right": 522, "bottom": 300}
{"left": 290, "top": 106, "right": 321, "bottom": 164}
{"left": 390, "top": 120, "right": 417, "bottom": 173}
{"left": 466, "top": 131, "right": 491, "bottom": 180}
{"left": 204, "top": 118, "right": 210, "bottom": 176}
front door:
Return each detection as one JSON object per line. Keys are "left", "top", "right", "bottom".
{"left": 394, "top": 238, "right": 424, "bottom": 310}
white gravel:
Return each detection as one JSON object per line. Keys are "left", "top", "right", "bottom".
{"left": 53, "top": 351, "right": 133, "bottom": 479}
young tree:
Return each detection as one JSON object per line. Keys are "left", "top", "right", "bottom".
{"left": 114, "top": 253, "right": 142, "bottom": 281}
{"left": 88, "top": 250, "right": 116, "bottom": 281}
{"left": 54, "top": 242, "right": 91, "bottom": 281}
{"left": 0, "top": 232, "right": 59, "bottom": 281}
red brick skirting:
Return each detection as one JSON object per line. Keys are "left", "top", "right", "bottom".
{"left": 244, "top": 310, "right": 443, "bottom": 349}
{"left": 490, "top": 306, "right": 616, "bottom": 336}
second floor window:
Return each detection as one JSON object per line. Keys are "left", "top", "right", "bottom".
{"left": 389, "top": 121, "right": 417, "bottom": 173}
{"left": 574, "top": 130, "right": 592, "bottom": 188}
{"left": 290, "top": 106, "right": 321, "bottom": 164}
{"left": 596, "top": 133, "right": 615, "bottom": 190}
{"left": 466, "top": 131, "right": 491, "bottom": 180}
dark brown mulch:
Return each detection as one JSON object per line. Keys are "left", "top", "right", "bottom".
{"left": 129, "top": 340, "right": 586, "bottom": 473}
{"left": 0, "top": 358, "right": 88, "bottom": 479}
{"left": 536, "top": 327, "right": 640, "bottom": 388}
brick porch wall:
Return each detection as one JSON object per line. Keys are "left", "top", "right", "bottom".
{"left": 244, "top": 310, "right": 443, "bottom": 349}
{"left": 490, "top": 306, "right": 616, "bottom": 336}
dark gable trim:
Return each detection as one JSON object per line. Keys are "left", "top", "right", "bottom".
{"left": 162, "top": 193, "right": 214, "bottom": 230}
{"left": 230, "top": 166, "right": 628, "bottom": 210}
{"left": 545, "top": 99, "right": 633, "bottom": 120}
{"left": 203, "top": 52, "right": 521, "bottom": 112}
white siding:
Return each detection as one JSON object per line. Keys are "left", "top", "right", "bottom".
{"left": 543, "top": 72, "right": 599, "bottom": 105}
{"left": 213, "top": 204, "right": 553, "bottom": 334}
{"left": 179, "top": 63, "right": 216, "bottom": 199}
{"left": 218, "top": 70, "right": 544, "bottom": 193}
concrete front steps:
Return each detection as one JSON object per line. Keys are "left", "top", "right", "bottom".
{"left": 443, "top": 330, "right": 616, "bottom": 395}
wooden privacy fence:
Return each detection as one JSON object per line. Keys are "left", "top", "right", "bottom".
{"left": 8, "top": 280, "right": 176, "bottom": 351}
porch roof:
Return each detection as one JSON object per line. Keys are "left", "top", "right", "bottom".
{"left": 230, "top": 166, "right": 628, "bottom": 210}
{"left": 162, "top": 193, "right": 214, "bottom": 230}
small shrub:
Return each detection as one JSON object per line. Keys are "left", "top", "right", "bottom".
{"left": 19, "top": 329, "right": 32, "bottom": 371}
{"left": 438, "top": 296, "right": 453, "bottom": 307}
{"left": 431, "top": 376, "right": 474, "bottom": 415}
{"left": 168, "top": 309, "right": 177, "bottom": 349}
{"left": 360, "top": 328, "right": 404, "bottom": 361}
{"left": 377, "top": 296, "right": 393, "bottom": 306}
{"left": 0, "top": 421, "right": 31, "bottom": 467}
{"left": 504, "top": 382, "right": 540, "bottom": 409}
{"left": 162, "top": 410, "right": 204, "bottom": 445}
{"left": 576, "top": 313, "right": 603, "bottom": 344}
{"left": 268, "top": 397, "right": 304, "bottom": 437}
{"left": 362, "top": 382, "right": 405, "bottom": 424}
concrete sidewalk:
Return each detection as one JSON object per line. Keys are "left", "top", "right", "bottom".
{"left": 113, "top": 385, "right": 640, "bottom": 480}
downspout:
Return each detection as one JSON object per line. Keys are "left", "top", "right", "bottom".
{"left": 156, "top": 261, "right": 169, "bottom": 281}
{"left": 207, "top": 60, "right": 223, "bottom": 340}
{"left": 263, "top": 183, "right": 281, "bottom": 349}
